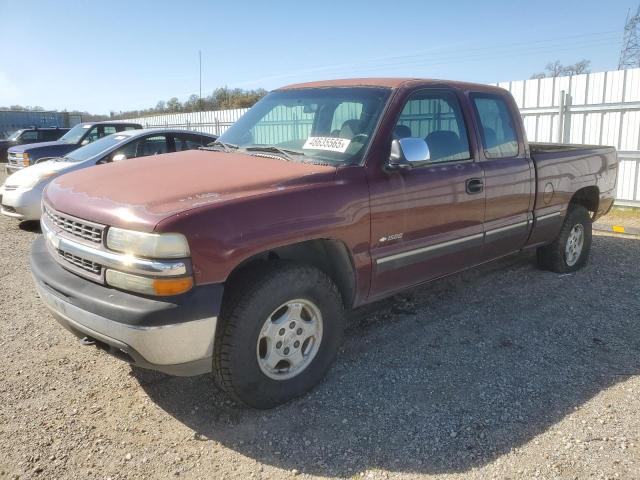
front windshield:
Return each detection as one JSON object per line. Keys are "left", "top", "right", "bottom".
{"left": 7, "top": 130, "right": 24, "bottom": 141}
{"left": 217, "top": 87, "right": 391, "bottom": 165}
{"left": 59, "top": 123, "right": 91, "bottom": 144}
{"left": 63, "top": 134, "right": 128, "bottom": 162}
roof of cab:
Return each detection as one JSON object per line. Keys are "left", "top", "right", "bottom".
{"left": 278, "top": 77, "right": 505, "bottom": 93}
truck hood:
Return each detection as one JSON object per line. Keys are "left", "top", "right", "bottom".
{"left": 3, "top": 159, "right": 77, "bottom": 187}
{"left": 44, "top": 149, "right": 337, "bottom": 231}
{"left": 9, "top": 141, "right": 75, "bottom": 155}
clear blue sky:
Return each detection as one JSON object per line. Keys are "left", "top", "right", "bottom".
{"left": 0, "top": 0, "right": 637, "bottom": 114}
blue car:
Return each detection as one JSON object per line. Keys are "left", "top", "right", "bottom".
{"left": 6, "top": 120, "right": 142, "bottom": 174}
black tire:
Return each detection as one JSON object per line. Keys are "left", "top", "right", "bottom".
{"left": 212, "top": 261, "right": 344, "bottom": 409}
{"left": 536, "top": 205, "right": 592, "bottom": 273}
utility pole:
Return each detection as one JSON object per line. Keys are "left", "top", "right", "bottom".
{"left": 619, "top": 5, "right": 640, "bottom": 69}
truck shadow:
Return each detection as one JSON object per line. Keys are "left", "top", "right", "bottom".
{"left": 135, "top": 234, "right": 640, "bottom": 476}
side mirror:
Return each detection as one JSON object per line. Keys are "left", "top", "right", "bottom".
{"left": 388, "top": 138, "right": 431, "bottom": 170}
{"left": 112, "top": 153, "right": 127, "bottom": 162}
{"left": 81, "top": 139, "right": 90, "bottom": 146}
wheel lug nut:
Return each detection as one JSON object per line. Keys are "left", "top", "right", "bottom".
{"left": 289, "top": 322, "right": 296, "bottom": 329}
{"left": 296, "top": 328, "right": 303, "bottom": 335}
{"left": 284, "top": 347, "right": 290, "bottom": 355}
{"left": 279, "top": 328, "right": 285, "bottom": 335}
{"left": 294, "top": 341, "right": 300, "bottom": 348}
{"left": 276, "top": 341, "right": 282, "bottom": 349}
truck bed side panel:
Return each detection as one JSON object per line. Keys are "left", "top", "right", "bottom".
{"left": 526, "top": 143, "right": 618, "bottom": 247}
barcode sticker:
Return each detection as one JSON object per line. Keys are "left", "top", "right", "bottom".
{"left": 303, "top": 136, "right": 351, "bottom": 153}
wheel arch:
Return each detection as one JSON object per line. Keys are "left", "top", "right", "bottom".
{"left": 570, "top": 185, "right": 600, "bottom": 216}
{"left": 224, "top": 238, "right": 357, "bottom": 309}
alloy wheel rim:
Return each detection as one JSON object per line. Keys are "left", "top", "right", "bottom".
{"left": 565, "top": 223, "right": 584, "bottom": 266}
{"left": 256, "top": 299, "right": 323, "bottom": 381}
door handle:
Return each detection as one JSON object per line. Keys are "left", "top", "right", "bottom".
{"left": 465, "top": 178, "right": 484, "bottom": 194}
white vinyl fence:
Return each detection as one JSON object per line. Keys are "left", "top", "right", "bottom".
{"left": 492, "top": 68, "right": 640, "bottom": 206}
{"left": 123, "top": 68, "right": 640, "bottom": 206}
{"left": 124, "top": 108, "right": 248, "bottom": 137}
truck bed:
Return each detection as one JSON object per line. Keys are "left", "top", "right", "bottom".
{"left": 525, "top": 142, "right": 618, "bottom": 246}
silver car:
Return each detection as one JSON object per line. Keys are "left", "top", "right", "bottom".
{"left": 0, "top": 128, "right": 217, "bottom": 221}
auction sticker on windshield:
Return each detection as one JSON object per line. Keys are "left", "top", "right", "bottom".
{"left": 303, "top": 137, "right": 351, "bottom": 153}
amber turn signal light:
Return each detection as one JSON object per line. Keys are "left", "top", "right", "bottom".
{"left": 152, "top": 276, "right": 194, "bottom": 296}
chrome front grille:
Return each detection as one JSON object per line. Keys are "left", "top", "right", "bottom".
{"left": 57, "top": 249, "right": 102, "bottom": 275}
{"left": 44, "top": 205, "right": 104, "bottom": 244}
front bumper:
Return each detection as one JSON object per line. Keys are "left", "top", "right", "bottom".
{"left": 0, "top": 184, "right": 43, "bottom": 221}
{"left": 30, "top": 236, "right": 223, "bottom": 376}
{"left": 5, "top": 163, "right": 24, "bottom": 175}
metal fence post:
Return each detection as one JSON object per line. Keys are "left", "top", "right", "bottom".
{"left": 556, "top": 90, "right": 565, "bottom": 143}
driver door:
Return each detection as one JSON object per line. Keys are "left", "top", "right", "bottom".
{"left": 367, "top": 88, "right": 486, "bottom": 299}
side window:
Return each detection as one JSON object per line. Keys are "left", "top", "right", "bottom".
{"left": 173, "top": 134, "right": 208, "bottom": 151}
{"left": 394, "top": 91, "right": 471, "bottom": 163}
{"left": 110, "top": 139, "right": 139, "bottom": 160}
{"left": 41, "top": 130, "right": 60, "bottom": 141}
{"left": 118, "top": 125, "right": 138, "bottom": 132}
{"left": 133, "top": 135, "right": 169, "bottom": 157}
{"left": 20, "top": 131, "right": 38, "bottom": 141}
{"left": 472, "top": 94, "right": 519, "bottom": 158}
{"left": 83, "top": 127, "right": 100, "bottom": 144}
{"left": 101, "top": 126, "right": 117, "bottom": 138}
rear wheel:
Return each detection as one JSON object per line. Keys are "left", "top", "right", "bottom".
{"left": 536, "top": 205, "right": 592, "bottom": 273}
{"left": 213, "top": 261, "right": 344, "bottom": 408}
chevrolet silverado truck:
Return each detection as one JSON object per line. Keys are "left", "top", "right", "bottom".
{"left": 1, "top": 127, "right": 69, "bottom": 162}
{"left": 30, "top": 78, "right": 618, "bottom": 409}
{"left": 6, "top": 121, "right": 142, "bottom": 174}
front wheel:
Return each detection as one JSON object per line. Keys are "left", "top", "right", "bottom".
{"left": 213, "top": 261, "right": 344, "bottom": 408}
{"left": 536, "top": 205, "right": 593, "bottom": 273}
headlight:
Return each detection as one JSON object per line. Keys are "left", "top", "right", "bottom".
{"left": 106, "top": 227, "right": 190, "bottom": 259}
{"left": 22, "top": 153, "right": 30, "bottom": 166}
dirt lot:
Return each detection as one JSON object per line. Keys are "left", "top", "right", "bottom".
{"left": 1, "top": 169, "right": 639, "bottom": 479}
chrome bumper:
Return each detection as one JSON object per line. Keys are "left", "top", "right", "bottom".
{"left": 34, "top": 277, "right": 217, "bottom": 375}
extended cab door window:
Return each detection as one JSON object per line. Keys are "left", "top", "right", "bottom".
{"left": 470, "top": 92, "right": 532, "bottom": 259}
{"left": 471, "top": 94, "right": 519, "bottom": 158}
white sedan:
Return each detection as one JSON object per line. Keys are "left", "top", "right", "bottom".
{"left": 0, "top": 128, "right": 217, "bottom": 221}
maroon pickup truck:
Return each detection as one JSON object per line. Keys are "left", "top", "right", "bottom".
{"left": 31, "top": 78, "right": 618, "bottom": 408}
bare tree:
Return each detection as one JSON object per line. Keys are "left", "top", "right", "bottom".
{"left": 545, "top": 60, "right": 565, "bottom": 77}
{"left": 531, "top": 59, "right": 591, "bottom": 79}
{"left": 564, "top": 59, "right": 591, "bottom": 75}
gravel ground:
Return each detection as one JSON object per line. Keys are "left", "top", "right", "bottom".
{"left": 1, "top": 170, "right": 639, "bottom": 479}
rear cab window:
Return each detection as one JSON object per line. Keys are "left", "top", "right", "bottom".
{"left": 471, "top": 93, "right": 520, "bottom": 158}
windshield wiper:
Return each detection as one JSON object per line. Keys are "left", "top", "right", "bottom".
{"left": 244, "top": 145, "right": 305, "bottom": 162}
{"left": 200, "top": 140, "right": 239, "bottom": 153}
